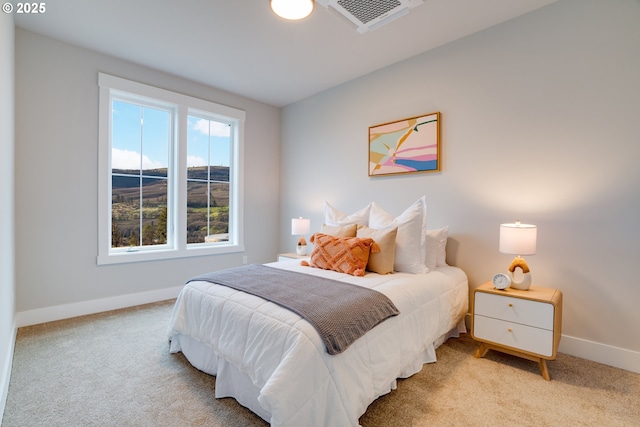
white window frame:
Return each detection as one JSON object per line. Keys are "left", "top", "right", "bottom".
{"left": 97, "top": 73, "right": 245, "bottom": 265}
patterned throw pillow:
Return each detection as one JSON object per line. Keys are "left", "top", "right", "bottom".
{"left": 301, "top": 233, "right": 380, "bottom": 276}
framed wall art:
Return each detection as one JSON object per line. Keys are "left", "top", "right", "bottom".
{"left": 368, "top": 112, "right": 440, "bottom": 177}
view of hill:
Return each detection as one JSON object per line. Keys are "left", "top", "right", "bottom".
{"left": 112, "top": 166, "right": 229, "bottom": 188}
{"left": 111, "top": 166, "right": 230, "bottom": 247}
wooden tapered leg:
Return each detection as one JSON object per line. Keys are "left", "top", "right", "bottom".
{"left": 475, "top": 342, "right": 489, "bottom": 358}
{"left": 538, "top": 358, "right": 550, "bottom": 380}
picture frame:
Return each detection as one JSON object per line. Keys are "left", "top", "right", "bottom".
{"left": 368, "top": 112, "right": 440, "bottom": 177}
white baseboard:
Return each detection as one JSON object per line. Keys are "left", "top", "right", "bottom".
{"left": 0, "top": 320, "right": 16, "bottom": 426}
{"left": 15, "top": 286, "right": 183, "bottom": 328}
{"left": 559, "top": 334, "right": 640, "bottom": 374}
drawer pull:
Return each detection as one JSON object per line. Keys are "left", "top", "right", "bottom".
{"left": 508, "top": 303, "right": 513, "bottom": 307}
{"left": 508, "top": 328, "right": 512, "bottom": 332}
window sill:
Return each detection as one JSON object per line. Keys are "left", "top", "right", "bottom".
{"left": 97, "top": 244, "right": 245, "bottom": 265}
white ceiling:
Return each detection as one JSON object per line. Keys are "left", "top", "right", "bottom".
{"left": 14, "top": 0, "right": 557, "bottom": 107}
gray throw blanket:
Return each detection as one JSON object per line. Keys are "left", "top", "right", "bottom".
{"left": 187, "top": 264, "right": 400, "bottom": 355}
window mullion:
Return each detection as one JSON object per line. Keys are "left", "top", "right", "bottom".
{"left": 207, "top": 121, "right": 212, "bottom": 239}
{"left": 138, "top": 107, "right": 144, "bottom": 247}
{"left": 175, "top": 105, "right": 188, "bottom": 251}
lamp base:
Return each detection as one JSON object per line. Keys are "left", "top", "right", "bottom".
{"left": 296, "top": 245, "right": 307, "bottom": 256}
{"left": 508, "top": 256, "right": 532, "bottom": 290}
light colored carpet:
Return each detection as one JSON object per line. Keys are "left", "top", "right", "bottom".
{"left": 3, "top": 300, "right": 639, "bottom": 427}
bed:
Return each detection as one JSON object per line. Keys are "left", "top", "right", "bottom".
{"left": 167, "top": 259, "right": 468, "bottom": 426}
{"left": 167, "top": 197, "right": 468, "bottom": 426}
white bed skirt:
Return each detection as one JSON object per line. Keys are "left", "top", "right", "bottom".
{"left": 170, "top": 320, "right": 466, "bottom": 423}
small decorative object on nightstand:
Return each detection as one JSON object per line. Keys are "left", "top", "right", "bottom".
{"left": 492, "top": 273, "right": 511, "bottom": 290}
{"left": 291, "top": 217, "right": 310, "bottom": 255}
{"left": 500, "top": 220, "right": 537, "bottom": 290}
{"left": 471, "top": 281, "right": 562, "bottom": 380}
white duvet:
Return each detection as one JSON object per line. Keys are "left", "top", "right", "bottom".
{"left": 167, "top": 259, "right": 468, "bottom": 427}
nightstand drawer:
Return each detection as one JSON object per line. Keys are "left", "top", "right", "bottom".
{"left": 474, "top": 292, "right": 554, "bottom": 330}
{"left": 473, "top": 315, "right": 554, "bottom": 357}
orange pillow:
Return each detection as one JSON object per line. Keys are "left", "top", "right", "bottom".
{"left": 301, "top": 233, "right": 380, "bottom": 276}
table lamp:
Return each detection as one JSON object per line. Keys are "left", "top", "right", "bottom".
{"left": 291, "top": 217, "right": 311, "bottom": 255}
{"left": 499, "top": 220, "right": 537, "bottom": 290}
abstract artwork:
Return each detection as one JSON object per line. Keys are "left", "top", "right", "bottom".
{"left": 369, "top": 112, "right": 440, "bottom": 176}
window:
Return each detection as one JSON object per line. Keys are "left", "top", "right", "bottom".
{"left": 98, "top": 73, "right": 245, "bottom": 265}
{"left": 186, "top": 115, "right": 231, "bottom": 245}
{"left": 110, "top": 100, "right": 171, "bottom": 250}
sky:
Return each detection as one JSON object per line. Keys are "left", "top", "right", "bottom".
{"left": 111, "top": 100, "right": 231, "bottom": 170}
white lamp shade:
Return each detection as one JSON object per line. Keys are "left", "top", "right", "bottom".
{"left": 499, "top": 222, "right": 537, "bottom": 255}
{"left": 291, "top": 217, "right": 310, "bottom": 235}
{"left": 271, "top": 0, "right": 314, "bottom": 20}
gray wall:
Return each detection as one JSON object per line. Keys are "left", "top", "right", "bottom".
{"left": 0, "top": 9, "right": 15, "bottom": 421}
{"left": 9, "top": 0, "right": 640, "bottom": 374}
{"left": 14, "top": 29, "right": 281, "bottom": 315}
{"left": 279, "top": 0, "right": 640, "bottom": 369}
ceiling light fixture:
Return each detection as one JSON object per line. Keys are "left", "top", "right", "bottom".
{"left": 271, "top": 0, "right": 314, "bottom": 20}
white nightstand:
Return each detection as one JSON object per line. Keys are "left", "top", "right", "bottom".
{"left": 471, "top": 281, "right": 563, "bottom": 380}
{"left": 277, "top": 252, "right": 309, "bottom": 261}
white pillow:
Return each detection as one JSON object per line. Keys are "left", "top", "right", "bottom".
{"left": 425, "top": 226, "right": 449, "bottom": 270}
{"left": 436, "top": 226, "right": 449, "bottom": 267}
{"left": 323, "top": 202, "right": 371, "bottom": 227}
{"left": 369, "top": 196, "right": 428, "bottom": 274}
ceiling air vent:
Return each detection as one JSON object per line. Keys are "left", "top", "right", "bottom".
{"left": 316, "top": 0, "right": 423, "bottom": 33}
